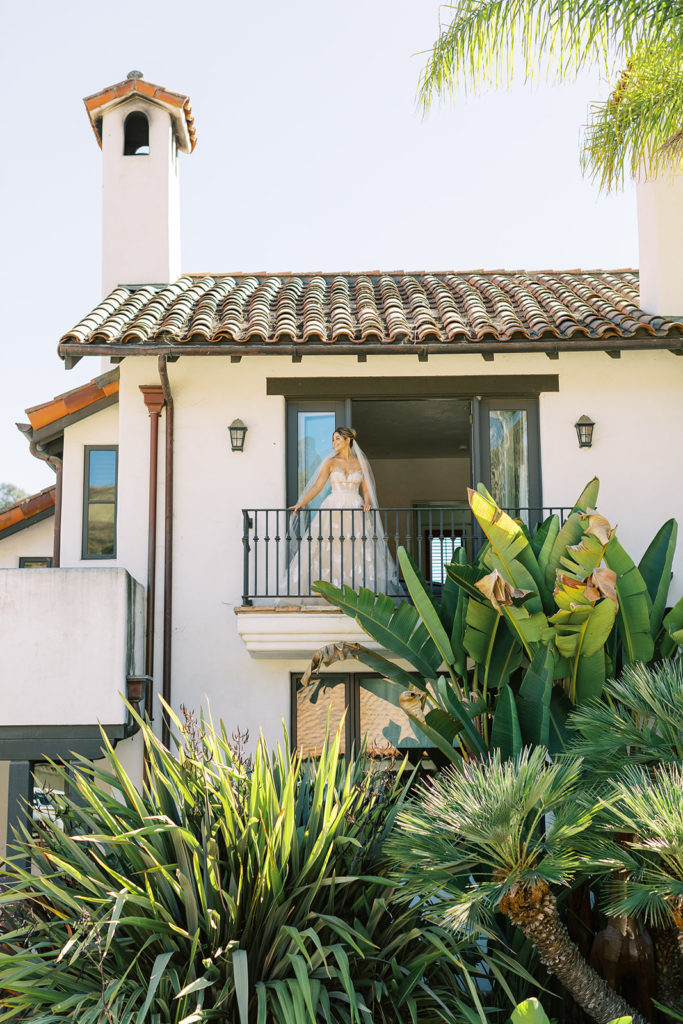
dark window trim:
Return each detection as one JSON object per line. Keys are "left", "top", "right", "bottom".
{"left": 19, "top": 556, "right": 53, "bottom": 568}
{"left": 269, "top": 374, "right": 559, "bottom": 399}
{"left": 82, "top": 445, "right": 118, "bottom": 560}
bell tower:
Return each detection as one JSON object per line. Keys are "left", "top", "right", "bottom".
{"left": 84, "top": 72, "right": 197, "bottom": 297}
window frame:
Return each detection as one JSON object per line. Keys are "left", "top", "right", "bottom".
{"left": 81, "top": 445, "right": 118, "bottom": 560}
{"left": 291, "top": 672, "right": 435, "bottom": 763}
{"left": 18, "top": 556, "right": 53, "bottom": 568}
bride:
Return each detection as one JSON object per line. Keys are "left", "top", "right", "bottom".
{"left": 282, "top": 427, "right": 398, "bottom": 599}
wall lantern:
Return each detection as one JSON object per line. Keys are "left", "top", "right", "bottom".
{"left": 575, "top": 415, "right": 595, "bottom": 448}
{"left": 229, "top": 419, "right": 248, "bottom": 452}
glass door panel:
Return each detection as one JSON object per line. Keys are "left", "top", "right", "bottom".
{"left": 489, "top": 408, "right": 529, "bottom": 510}
{"left": 297, "top": 410, "right": 336, "bottom": 509}
{"left": 358, "top": 676, "right": 433, "bottom": 756}
{"left": 476, "top": 399, "right": 541, "bottom": 518}
{"left": 286, "top": 402, "right": 347, "bottom": 507}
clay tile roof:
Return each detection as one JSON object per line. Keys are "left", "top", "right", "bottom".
{"left": 0, "top": 485, "right": 56, "bottom": 536}
{"left": 25, "top": 369, "right": 119, "bottom": 432}
{"left": 58, "top": 270, "right": 683, "bottom": 353}
{"left": 84, "top": 74, "right": 196, "bottom": 153}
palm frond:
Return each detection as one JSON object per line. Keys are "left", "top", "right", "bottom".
{"left": 583, "top": 39, "right": 683, "bottom": 189}
{"left": 419, "top": 0, "right": 682, "bottom": 107}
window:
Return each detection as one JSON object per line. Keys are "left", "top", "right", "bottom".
{"left": 82, "top": 447, "right": 118, "bottom": 559}
{"left": 123, "top": 111, "right": 149, "bottom": 155}
{"left": 19, "top": 556, "right": 53, "bottom": 568}
{"left": 292, "top": 673, "right": 435, "bottom": 762}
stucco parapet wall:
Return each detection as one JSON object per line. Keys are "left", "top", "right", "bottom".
{"left": 0, "top": 568, "right": 144, "bottom": 726}
{"left": 234, "top": 606, "right": 383, "bottom": 659}
{"left": 58, "top": 271, "right": 683, "bottom": 362}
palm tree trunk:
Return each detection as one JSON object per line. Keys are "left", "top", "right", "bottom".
{"left": 651, "top": 924, "right": 683, "bottom": 1012}
{"left": 500, "top": 882, "right": 650, "bottom": 1024}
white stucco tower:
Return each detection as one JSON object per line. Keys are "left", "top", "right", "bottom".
{"left": 637, "top": 168, "right": 683, "bottom": 317}
{"left": 84, "top": 72, "right": 197, "bottom": 297}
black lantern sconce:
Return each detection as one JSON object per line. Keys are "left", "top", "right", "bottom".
{"left": 574, "top": 415, "right": 595, "bottom": 449}
{"left": 229, "top": 419, "right": 248, "bottom": 452}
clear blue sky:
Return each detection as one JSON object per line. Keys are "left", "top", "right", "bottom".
{"left": 0, "top": 0, "right": 636, "bottom": 493}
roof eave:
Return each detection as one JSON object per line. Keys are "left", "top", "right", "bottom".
{"left": 58, "top": 333, "right": 683, "bottom": 368}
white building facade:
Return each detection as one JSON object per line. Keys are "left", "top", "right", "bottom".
{"left": 2, "top": 73, "right": 683, "bottom": 853}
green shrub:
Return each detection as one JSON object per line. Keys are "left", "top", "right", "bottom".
{"left": 0, "top": 708, "right": 512, "bottom": 1023}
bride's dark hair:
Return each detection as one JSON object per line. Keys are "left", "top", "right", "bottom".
{"left": 334, "top": 426, "right": 357, "bottom": 446}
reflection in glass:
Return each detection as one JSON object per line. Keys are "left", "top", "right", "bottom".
{"left": 295, "top": 680, "right": 346, "bottom": 758}
{"left": 87, "top": 504, "right": 115, "bottom": 555}
{"left": 88, "top": 449, "right": 117, "bottom": 495}
{"left": 489, "top": 409, "right": 529, "bottom": 512}
{"left": 297, "top": 412, "right": 335, "bottom": 509}
{"left": 359, "top": 677, "right": 431, "bottom": 756}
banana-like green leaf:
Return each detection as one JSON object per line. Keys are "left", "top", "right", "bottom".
{"left": 604, "top": 537, "right": 655, "bottom": 665}
{"left": 490, "top": 684, "right": 522, "bottom": 760}
{"left": 551, "top": 597, "right": 615, "bottom": 702}
{"left": 532, "top": 514, "right": 558, "bottom": 560}
{"left": 511, "top": 998, "right": 551, "bottom": 1024}
{"left": 484, "top": 554, "right": 544, "bottom": 614}
{"left": 485, "top": 627, "right": 523, "bottom": 694}
{"left": 312, "top": 581, "right": 442, "bottom": 678}
{"left": 450, "top": 582, "right": 468, "bottom": 681}
{"left": 468, "top": 488, "right": 529, "bottom": 580}
{"left": 537, "top": 515, "right": 560, "bottom": 579}
{"left": 575, "top": 649, "right": 606, "bottom": 705}
{"left": 571, "top": 477, "right": 600, "bottom": 514}
{"left": 432, "top": 706, "right": 486, "bottom": 757}
{"left": 445, "top": 561, "right": 489, "bottom": 600}
{"left": 500, "top": 606, "right": 547, "bottom": 659}
{"left": 515, "top": 646, "right": 554, "bottom": 747}
{"left": 469, "top": 488, "right": 548, "bottom": 599}
{"left": 548, "top": 686, "right": 573, "bottom": 755}
{"left": 398, "top": 547, "right": 455, "bottom": 667}
{"left": 559, "top": 532, "right": 608, "bottom": 580}
{"left": 661, "top": 595, "right": 683, "bottom": 658}
{"left": 544, "top": 513, "right": 586, "bottom": 590}
{"left": 439, "top": 545, "right": 466, "bottom": 630}
{"left": 638, "top": 519, "right": 678, "bottom": 635}
{"left": 464, "top": 598, "right": 498, "bottom": 666}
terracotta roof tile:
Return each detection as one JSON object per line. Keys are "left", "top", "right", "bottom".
{"left": 58, "top": 270, "right": 683, "bottom": 352}
{"left": 0, "top": 485, "right": 56, "bottom": 536}
{"left": 83, "top": 75, "right": 196, "bottom": 152}
{"left": 26, "top": 370, "right": 119, "bottom": 431}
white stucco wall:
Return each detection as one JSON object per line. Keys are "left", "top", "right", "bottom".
{"left": 60, "top": 403, "right": 120, "bottom": 567}
{"left": 637, "top": 171, "right": 683, "bottom": 317}
{"left": 0, "top": 513, "right": 55, "bottom": 568}
{"left": 0, "top": 568, "right": 144, "bottom": 726}
{"left": 42, "top": 348, "right": 683, "bottom": 775}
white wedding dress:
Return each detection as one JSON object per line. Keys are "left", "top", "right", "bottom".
{"left": 282, "top": 468, "right": 399, "bottom": 600}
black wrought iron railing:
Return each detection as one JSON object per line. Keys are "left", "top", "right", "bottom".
{"left": 241, "top": 505, "right": 573, "bottom": 604}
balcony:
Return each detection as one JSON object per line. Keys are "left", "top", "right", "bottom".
{"left": 236, "top": 506, "right": 572, "bottom": 656}
{"left": 240, "top": 505, "right": 573, "bottom": 603}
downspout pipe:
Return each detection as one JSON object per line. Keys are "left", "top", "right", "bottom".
{"left": 139, "top": 386, "right": 165, "bottom": 734}
{"left": 158, "top": 356, "right": 174, "bottom": 750}
{"left": 17, "top": 425, "right": 63, "bottom": 567}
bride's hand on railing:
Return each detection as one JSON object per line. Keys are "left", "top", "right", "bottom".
{"left": 362, "top": 503, "right": 371, "bottom": 512}
{"left": 289, "top": 503, "right": 305, "bottom": 515}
